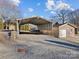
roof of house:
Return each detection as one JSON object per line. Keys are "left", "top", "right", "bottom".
{"left": 4, "top": 20, "right": 16, "bottom": 25}
{"left": 53, "top": 22, "right": 61, "bottom": 27}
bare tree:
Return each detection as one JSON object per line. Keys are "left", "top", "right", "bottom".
{"left": 0, "top": 7, "right": 21, "bottom": 21}
{"left": 51, "top": 9, "right": 71, "bottom": 24}
{"left": 0, "top": 0, "right": 21, "bottom": 21}
{"left": 68, "top": 9, "right": 79, "bottom": 29}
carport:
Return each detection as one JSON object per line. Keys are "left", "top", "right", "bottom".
{"left": 19, "top": 16, "right": 52, "bottom": 34}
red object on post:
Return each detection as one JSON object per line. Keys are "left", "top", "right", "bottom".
{"left": 17, "top": 48, "right": 27, "bottom": 54}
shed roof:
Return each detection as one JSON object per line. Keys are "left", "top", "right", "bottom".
{"left": 59, "top": 23, "right": 78, "bottom": 28}
{"left": 20, "top": 16, "right": 52, "bottom": 25}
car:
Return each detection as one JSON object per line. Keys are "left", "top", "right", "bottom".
{"left": 30, "top": 30, "right": 43, "bottom": 34}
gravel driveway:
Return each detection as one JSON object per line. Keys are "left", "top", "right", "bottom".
{"left": 0, "top": 33, "right": 79, "bottom": 59}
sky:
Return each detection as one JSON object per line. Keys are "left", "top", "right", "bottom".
{"left": 0, "top": 0, "right": 79, "bottom": 19}
{"left": 18, "top": 0, "right": 79, "bottom": 19}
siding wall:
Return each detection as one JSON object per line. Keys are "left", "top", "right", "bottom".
{"left": 9, "top": 24, "right": 16, "bottom": 30}
{"left": 38, "top": 23, "right": 52, "bottom": 34}
{"left": 38, "top": 23, "right": 52, "bottom": 30}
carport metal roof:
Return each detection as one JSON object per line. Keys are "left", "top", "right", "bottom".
{"left": 20, "top": 16, "right": 52, "bottom": 25}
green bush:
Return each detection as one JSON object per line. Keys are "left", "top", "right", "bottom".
{"left": 0, "top": 20, "right": 3, "bottom": 30}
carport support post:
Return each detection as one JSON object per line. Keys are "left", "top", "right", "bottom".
{"left": 16, "top": 19, "right": 19, "bottom": 39}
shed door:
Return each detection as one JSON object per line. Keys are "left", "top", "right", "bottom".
{"left": 59, "top": 30, "right": 66, "bottom": 38}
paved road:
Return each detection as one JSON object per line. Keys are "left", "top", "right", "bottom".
{"left": 45, "top": 40, "right": 79, "bottom": 50}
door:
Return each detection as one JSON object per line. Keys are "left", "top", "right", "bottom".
{"left": 59, "top": 30, "right": 66, "bottom": 38}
